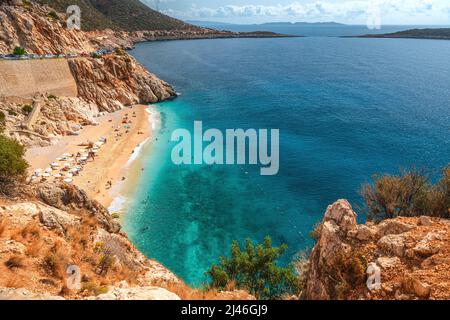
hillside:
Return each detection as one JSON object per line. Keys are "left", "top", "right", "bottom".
{"left": 37, "top": 0, "right": 194, "bottom": 31}
{"left": 359, "top": 28, "right": 450, "bottom": 40}
{"left": 302, "top": 200, "right": 450, "bottom": 300}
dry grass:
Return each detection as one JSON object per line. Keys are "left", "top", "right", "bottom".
{"left": 26, "top": 238, "right": 44, "bottom": 257}
{"left": 11, "top": 222, "right": 41, "bottom": 242}
{"left": 0, "top": 219, "right": 6, "bottom": 237}
{"left": 5, "top": 275, "right": 26, "bottom": 288}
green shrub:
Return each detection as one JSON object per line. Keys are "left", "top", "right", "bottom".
{"left": 0, "top": 112, "right": 5, "bottom": 132}
{"left": 97, "top": 254, "right": 115, "bottom": 276}
{"left": 361, "top": 166, "right": 450, "bottom": 221}
{"left": 206, "top": 236, "right": 300, "bottom": 299}
{"left": 47, "top": 94, "right": 57, "bottom": 100}
{"left": 0, "top": 135, "right": 29, "bottom": 193}
{"left": 13, "top": 46, "right": 27, "bottom": 56}
{"left": 81, "top": 281, "right": 109, "bottom": 296}
{"left": 21, "top": 105, "right": 33, "bottom": 115}
{"left": 7, "top": 109, "right": 17, "bottom": 116}
{"left": 324, "top": 250, "right": 367, "bottom": 299}
{"left": 47, "top": 10, "right": 59, "bottom": 21}
{"left": 111, "top": 212, "right": 120, "bottom": 219}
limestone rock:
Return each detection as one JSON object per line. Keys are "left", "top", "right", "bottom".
{"left": 323, "top": 199, "right": 357, "bottom": 233}
{"left": 376, "top": 220, "right": 415, "bottom": 238}
{"left": 91, "top": 286, "right": 180, "bottom": 300}
{"left": 0, "top": 240, "right": 27, "bottom": 254}
{"left": 413, "top": 231, "right": 445, "bottom": 257}
{"left": 402, "top": 275, "right": 431, "bottom": 299}
{"left": 0, "top": 288, "right": 64, "bottom": 300}
{"left": 68, "top": 55, "right": 176, "bottom": 113}
{"left": 0, "top": 202, "right": 39, "bottom": 227}
{"left": 378, "top": 234, "right": 406, "bottom": 257}
{"left": 35, "top": 182, "right": 120, "bottom": 233}
{"left": 0, "top": 3, "right": 94, "bottom": 54}
{"left": 39, "top": 205, "right": 80, "bottom": 233}
{"left": 418, "top": 216, "right": 433, "bottom": 226}
{"left": 377, "top": 256, "right": 401, "bottom": 269}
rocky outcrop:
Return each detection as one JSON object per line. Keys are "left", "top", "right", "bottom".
{"left": 303, "top": 200, "right": 450, "bottom": 300}
{"left": 0, "top": 288, "right": 65, "bottom": 300}
{"left": 0, "top": 1, "right": 94, "bottom": 54}
{"left": 0, "top": 95, "right": 99, "bottom": 147}
{"left": 33, "top": 181, "right": 121, "bottom": 233}
{"left": 90, "top": 282, "right": 180, "bottom": 300}
{"left": 68, "top": 55, "right": 176, "bottom": 112}
{"left": 0, "top": 182, "right": 181, "bottom": 300}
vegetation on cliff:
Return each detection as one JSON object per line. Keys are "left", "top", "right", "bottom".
{"left": 36, "top": 0, "right": 194, "bottom": 31}
{"left": 361, "top": 166, "right": 450, "bottom": 221}
{"left": 207, "top": 236, "right": 300, "bottom": 299}
{"left": 0, "top": 135, "right": 28, "bottom": 194}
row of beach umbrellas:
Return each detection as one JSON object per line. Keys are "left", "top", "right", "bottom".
{"left": 31, "top": 137, "right": 107, "bottom": 184}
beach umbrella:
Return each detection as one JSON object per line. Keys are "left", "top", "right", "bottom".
{"left": 66, "top": 173, "right": 73, "bottom": 178}
{"left": 43, "top": 173, "right": 51, "bottom": 177}
{"left": 45, "top": 168, "right": 53, "bottom": 173}
{"left": 64, "top": 178, "right": 73, "bottom": 183}
{"left": 54, "top": 173, "right": 62, "bottom": 178}
{"left": 63, "top": 153, "right": 72, "bottom": 157}
{"left": 35, "top": 168, "right": 43, "bottom": 173}
{"left": 64, "top": 163, "right": 71, "bottom": 167}
{"left": 56, "top": 157, "right": 63, "bottom": 161}
{"left": 51, "top": 162, "right": 59, "bottom": 167}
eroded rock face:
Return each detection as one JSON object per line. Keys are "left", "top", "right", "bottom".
{"left": 68, "top": 55, "right": 176, "bottom": 112}
{"left": 0, "top": 95, "right": 99, "bottom": 147}
{"left": 304, "top": 200, "right": 358, "bottom": 300}
{"left": 0, "top": 3, "right": 94, "bottom": 54}
{"left": 302, "top": 200, "right": 450, "bottom": 300}
{"left": 91, "top": 285, "right": 180, "bottom": 300}
{"left": 0, "top": 183, "right": 183, "bottom": 300}
{"left": 34, "top": 181, "right": 120, "bottom": 233}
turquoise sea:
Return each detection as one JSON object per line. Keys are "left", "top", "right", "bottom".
{"left": 124, "top": 26, "right": 450, "bottom": 286}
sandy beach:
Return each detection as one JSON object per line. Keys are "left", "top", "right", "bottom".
{"left": 26, "top": 104, "right": 156, "bottom": 207}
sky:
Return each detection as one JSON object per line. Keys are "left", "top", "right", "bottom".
{"left": 142, "top": 0, "right": 450, "bottom": 25}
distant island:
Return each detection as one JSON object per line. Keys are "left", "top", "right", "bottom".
{"left": 188, "top": 20, "right": 345, "bottom": 27}
{"left": 358, "top": 28, "right": 450, "bottom": 40}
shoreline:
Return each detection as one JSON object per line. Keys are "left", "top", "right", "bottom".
{"left": 25, "top": 104, "right": 159, "bottom": 209}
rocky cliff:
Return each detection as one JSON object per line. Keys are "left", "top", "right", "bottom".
{"left": 0, "top": 182, "right": 254, "bottom": 300}
{"left": 0, "top": 1, "right": 176, "bottom": 147}
{"left": 302, "top": 200, "right": 450, "bottom": 300}
{"left": 68, "top": 54, "right": 176, "bottom": 112}
{"left": 0, "top": 1, "right": 94, "bottom": 54}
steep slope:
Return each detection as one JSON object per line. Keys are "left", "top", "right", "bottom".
{"left": 37, "top": 0, "right": 195, "bottom": 31}
{"left": 302, "top": 200, "right": 450, "bottom": 300}
{"left": 0, "top": 2, "right": 94, "bottom": 54}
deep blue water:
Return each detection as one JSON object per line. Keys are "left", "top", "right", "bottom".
{"left": 125, "top": 33, "right": 450, "bottom": 286}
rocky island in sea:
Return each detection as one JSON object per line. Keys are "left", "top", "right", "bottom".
{"left": 357, "top": 28, "right": 450, "bottom": 40}
{"left": 0, "top": 0, "right": 449, "bottom": 301}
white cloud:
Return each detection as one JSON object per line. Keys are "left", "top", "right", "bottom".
{"left": 163, "top": 0, "right": 450, "bottom": 23}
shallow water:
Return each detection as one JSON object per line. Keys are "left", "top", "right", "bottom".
{"left": 124, "top": 35, "right": 450, "bottom": 286}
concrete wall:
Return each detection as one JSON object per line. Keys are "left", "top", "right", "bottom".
{"left": 0, "top": 59, "right": 78, "bottom": 98}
